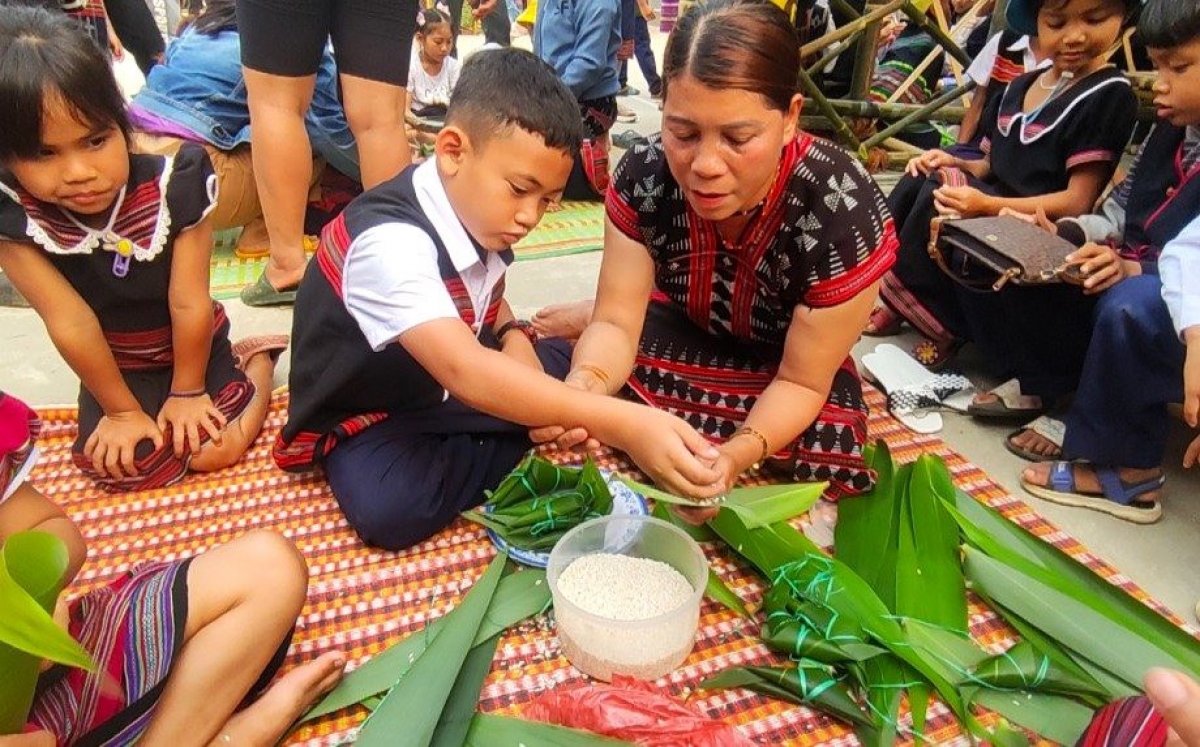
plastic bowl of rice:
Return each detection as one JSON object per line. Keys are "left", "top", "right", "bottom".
{"left": 547, "top": 514, "right": 707, "bottom": 681}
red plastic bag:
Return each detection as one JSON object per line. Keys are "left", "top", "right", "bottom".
{"left": 524, "top": 676, "right": 755, "bottom": 747}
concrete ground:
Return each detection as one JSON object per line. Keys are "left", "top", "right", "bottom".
{"left": 2, "top": 29, "right": 1197, "bottom": 623}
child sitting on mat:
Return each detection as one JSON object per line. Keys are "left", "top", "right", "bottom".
{"left": 0, "top": 6, "right": 288, "bottom": 493}
{"left": 0, "top": 391, "right": 344, "bottom": 746}
{"left": 277, "top": 47, "right": 724, "bottom": 551}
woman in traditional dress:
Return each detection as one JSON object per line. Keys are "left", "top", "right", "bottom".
{"left": 534, "top": 0, "right": 897, "bottom": 506}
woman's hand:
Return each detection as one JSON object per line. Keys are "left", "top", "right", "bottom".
{"left": 617, "top": 408, "right": 723, "bottom": 501}
{"left": 905, "top": 149, "right": 957, "bottom": 177}
{"left": 932, "top": 185, "right": 993, "bottom": 217}
{"left": 0, "top": 732, "right": 55, "bottom": 747}
{"left": 668, "top": 450, "right": 738, "bottom": 525}
{"left": 1064, "top": 243, "right": 1139, "bottom": 295}
{"left": 84, "top": 410, "right": 164, "bottom": 479}
{"left": 157, "top": 394, "right": 227, "bottom": 458}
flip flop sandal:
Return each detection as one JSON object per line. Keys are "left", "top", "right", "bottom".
{"left": 1004, "top": 415, "right": 1065, "bottom": 462}
{"left": 1021, "top": 461, "right": 1163, "bottom": 524}
{"left": 966, "top": 378, "right": 1045, "bottom": 421}
{"left": 231, "top": 334, "right": 290, "bottom": 370}
{"left": 863, "top": 305, "right": 902, "bottom": 337}
{"left": 861, "top": 343, "right": 974, "bottom": 434}
{"left": 240, "top": 271, "right": 298, "bottom": 307}
{"left": 612, "top": 129, "right": 645, "bottom": 149}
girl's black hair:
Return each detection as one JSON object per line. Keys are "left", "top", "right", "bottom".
{"left": 1035, "top": 0, "right": 1142, "bottom": 30}
{"left": 0, "top": 5, "right": 129, "bottom": 160}
{"left": 0, "top": 5, "right": 130, "bottom": 161}
{"left": 185, "top": 0, "right": 238, "bottom": 35}
{"left": 1138, "top": 0, "right": 1200, "bottom": 49}
{"left": 417, "top": 7, "right": 451, "bottom": 35}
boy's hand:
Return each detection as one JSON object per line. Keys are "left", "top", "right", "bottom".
{"left": 933, "top": 185, "right": 991, "bottom": 218}
{"left": 157, "top": 394, "right": 226, "bottom": 458}
{"left": 85, "top": 410, "right": 163, "bottom": 479}
{"left": 905, "top": 148, "right": 956, "bottom": 177}
{"left": 528, "top": 371, "right": 601, "bottom": 451}
{"left": 472, "top": 0, "right": 497, "bottom": 18}
{"left": 1064, "top": 243, "right": 1136, "bottom": 295}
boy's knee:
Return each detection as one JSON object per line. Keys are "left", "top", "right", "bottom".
{"left": 331, "top": 481, "right": 446, "bottom": 551}
{"left": 1095, "top": 275, "right": 1164, "bottom": 333}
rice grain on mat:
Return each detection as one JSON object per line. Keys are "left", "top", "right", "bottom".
{"left": 555, "top": 553, "right": 697, "bottom": 680}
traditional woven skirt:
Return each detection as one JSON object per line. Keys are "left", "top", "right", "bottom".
{"left": 28, "top": 559, "right": 192, "bottom": 746}
{"left": 71, "top": 304, "right": 256, "bottom": 493}
{"left": 626, "top": 299, "right": 874, "bottom": 499}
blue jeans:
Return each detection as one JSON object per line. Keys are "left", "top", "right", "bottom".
{"left": 618, "top": 0, "right": 661, "bottom": 95}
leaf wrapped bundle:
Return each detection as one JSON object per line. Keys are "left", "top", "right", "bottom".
{"left": 464, "top": 457, "right": 614, "bottom": 552}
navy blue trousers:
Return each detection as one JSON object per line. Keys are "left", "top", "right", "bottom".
{"left": 1063, "top": 275, "right": 1185, "bottom": 468}
{"left": 324, "top": 338, "right": 572, "bottom": 551}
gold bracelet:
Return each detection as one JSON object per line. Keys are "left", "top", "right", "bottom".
{"left": 574, "top": 363, "right": 611, "bottom": 387}
{"left": 732, "top": 426, "right": 770, "bottom": 465}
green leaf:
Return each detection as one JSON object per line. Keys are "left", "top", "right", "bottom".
{"left": 949, "top": 490, "right": 1200, "bottom": 677}
{"left": 707, "top": 508, "right": 825, "bottom": 578}
{"left": 464, "top": 713, "right": 633, "bottom": 746}
{"left": 302, "top": 569, "right": 549, "bottom": 723}
{"left": 651, "top": 501, "right": 717, "bottom": 542}
{"left": 357, "top": 552, "right": 508, "bottom": 747}
{"left": 487, "top": 456, "right": 580, "bottom": 510}
{"left": 705, "top": 568, "right": 752, "bottom": 618}
{"left": 964, "top": 546, "right": 1199, "bottom": 691}
{"left": 898, "top": 455, "right": 966, "bottom": 632}
{"left": 834, "top": 440, "right": 898, "bottom": 591}
{"left": 429, "top": 633, "right": 501, "bottom": 747}
{"left": 620, "top": 477, "right": 824, "bottom": 528}
{"left": 0, "top": 532, "right": 94, "bottom": 735}
{"left": 701, "top": 664, "right": 877, "bottom": 733}
{"left": 988, "top": 718, "right": 1032, "bottom": 747}
{"left": 969, "top": 689, "right": 1094, "bottom": 746}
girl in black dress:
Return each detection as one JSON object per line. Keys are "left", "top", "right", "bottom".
{"left": 0, "top": 6, "right": 286, "bottom": 492}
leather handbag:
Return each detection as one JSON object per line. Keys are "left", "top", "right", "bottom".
{"left": 928, "top": 215, "right": 1079, "bottom": 291}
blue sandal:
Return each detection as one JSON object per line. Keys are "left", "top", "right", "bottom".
{"left": 1021, "top": 461, "right": 1163, "bottom": 524}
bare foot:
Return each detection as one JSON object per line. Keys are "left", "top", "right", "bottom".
{"left": 532, "top": 300, "right": 594, "bottom": 341}
{"left": 211, "top": 651, "right": 345, "bottom": 747}
{"left": 1008, "top": 428, "right": 1061, "bottom": 458}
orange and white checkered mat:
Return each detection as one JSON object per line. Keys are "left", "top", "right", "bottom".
{"left": 28, "top": 387, "right": 1195, "bottom": 745}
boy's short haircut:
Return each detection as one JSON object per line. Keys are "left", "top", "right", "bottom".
{"left": 446, "top": 47, "right": 584, "bottom": 159}
{"left": 1138, "top": 0, "right": 1200, "bottom": 49}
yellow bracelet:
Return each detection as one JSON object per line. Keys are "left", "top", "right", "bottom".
{"left": 733, "top": 426, "right": 770, "bottom": 465}
{"left": 573, "top": 363, "right": 612, "bottom": 387}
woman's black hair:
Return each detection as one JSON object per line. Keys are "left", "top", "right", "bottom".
{"left": 417, "top": 7, "right": 452, "bottom": 35}
{"left": 0, "top": 5, "right": 130, "bottom": 161}
{"left": 1138, "top": 0, "right": 1200, "bottom": 49}
{"left": 185, "top": 0, "right": 238, "bottom": 35}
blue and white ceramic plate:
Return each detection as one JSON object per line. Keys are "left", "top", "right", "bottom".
{"left": 484, "top": 471, "right": 648, "bottom": 568}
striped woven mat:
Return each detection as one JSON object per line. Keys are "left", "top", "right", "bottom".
{"left": 30, "top": 387, "right": 1192, "bottom": 746}
{"left": 207, "top": 202, "right": 604, "bottom": 301}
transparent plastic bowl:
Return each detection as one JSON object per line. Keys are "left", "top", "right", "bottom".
{"left": 547, "top": 514, "right": 707, "bottom": 681}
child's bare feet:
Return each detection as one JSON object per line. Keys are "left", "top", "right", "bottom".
{"left": 532, "top": 300, "right": 594, "bottom": 340}
{"left": 210, "top": 651, "right": 345, "bottom": 747}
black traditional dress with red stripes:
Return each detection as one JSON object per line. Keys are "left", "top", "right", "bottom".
{"left": 606, "top": 134, "right": 898, "bottom": 498}
{"left": 0, "top": 143, "right": 254, "bottom": 492}
{"left": 278, "top": 165, "right": 570, "bottom": 550}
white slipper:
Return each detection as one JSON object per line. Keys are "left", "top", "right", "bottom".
{"left": 861, "top": 343, "right": 974, "bottom": 434}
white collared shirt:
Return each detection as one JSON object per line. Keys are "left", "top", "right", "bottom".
{"left": 965, "top": 33, "right": 1049, "bottom": 86}
{"left": 342, "top": 159, "right": 510, "bottom": 352}
{"left": 1160, "top": 213, "right": 1200, "bottom": 339}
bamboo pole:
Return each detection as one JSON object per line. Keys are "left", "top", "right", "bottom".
{"left": 886, "top": 0, "right": 991, "bottom": 103}
{"left": 796, "top": 66, "right": 865, "bottom": 154}
{"left": 799, "top": 0, "right": 906, "bottom": 59}
{"left": 805, "top": 36, "right": 858, "bottom": 78}
{"left": 863, "top": 80, "right": 975, "bottom": 147}
{"left": 848, "top": 17, "right": 882, "bottom": 100}
{"left": 805, "top": 98, "right": 968, "bottom": 122}
{"left": 898, "top": 1, "right": 972, "bottom": 67}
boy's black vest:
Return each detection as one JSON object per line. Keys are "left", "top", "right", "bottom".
{"left": 1123, "top": 123, "right": 1200, "bottom": 263}
{"left": 275, "top": 167, "right": 506, "bottom": 470}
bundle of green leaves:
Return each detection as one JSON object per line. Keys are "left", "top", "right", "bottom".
{"left": 463, "top": 457, "right": 616, "bottom": 553}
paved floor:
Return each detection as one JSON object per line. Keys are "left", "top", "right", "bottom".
{"left": 1, "top": 30, "right": 1196, "bottom": 623}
